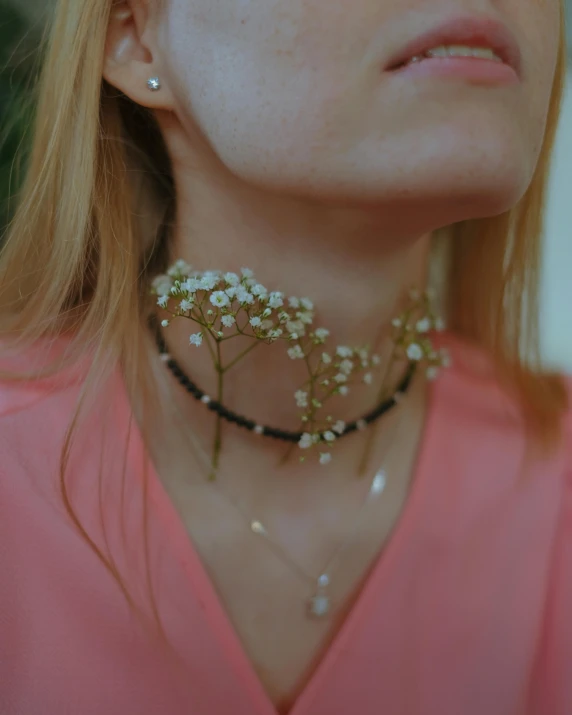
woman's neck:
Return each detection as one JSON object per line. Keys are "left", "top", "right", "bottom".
{"left": 152, "top": 129, "right": 433, "bottom": 429}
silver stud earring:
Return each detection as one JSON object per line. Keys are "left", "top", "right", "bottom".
{"left": 147, "top": 77, "right": 161, "bottom": 92}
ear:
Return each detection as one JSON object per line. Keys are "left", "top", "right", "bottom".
{"left": 103, "top": 0, "right": 174, "bottom": 110}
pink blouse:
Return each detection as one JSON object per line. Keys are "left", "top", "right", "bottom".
{"left": 0, "top": 333, "right": 571, "bottom": 715}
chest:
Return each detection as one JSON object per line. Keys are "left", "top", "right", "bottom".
{"left": 161, "top": 461, "right": 417, "bottom": 712}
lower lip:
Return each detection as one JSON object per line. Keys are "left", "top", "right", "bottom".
{"left": 389, "top": 57, "right": 519, "bottom": 84}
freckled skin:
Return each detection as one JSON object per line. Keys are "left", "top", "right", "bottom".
{"left": 154, "top": 0, "right": 559, "bottom": 218}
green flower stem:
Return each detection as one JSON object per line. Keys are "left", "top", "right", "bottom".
{"left": 222, "top": 340, "right": 262, "bottom": 373}
{"left": 357, "top": 314, "right": 411, "bottom": 476}
{"left": 196, "top": 307, "right": 219, "bottom": 365}
{"left": 302, "top": 347, "right": 317, "bottom": 433}
{"left": 210, "top": 340, "right": 224, "bottom": 480}
{"left": 279, "top": 441, "right": 298, "bottom": 466}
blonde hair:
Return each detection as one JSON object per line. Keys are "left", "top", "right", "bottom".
{"left": 0, "top": 0, "right": 569, "bottom": 662}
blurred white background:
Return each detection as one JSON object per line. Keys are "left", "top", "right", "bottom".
{"left": 542, "top": 71, "right": 572, "bottom": 371}
{"left": 12, "top": 0, "right": 572, "bottom": 371}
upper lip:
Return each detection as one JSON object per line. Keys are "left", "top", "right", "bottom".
{"left": 384, "top": 15, "right": 522, "bottom": 76}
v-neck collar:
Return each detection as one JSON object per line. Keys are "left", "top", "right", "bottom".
{"left": 121, "top": 358, "right": 443, "bottom": 715}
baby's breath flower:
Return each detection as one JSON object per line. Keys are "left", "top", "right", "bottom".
{"left": 221, "top": 314, "right": 235, "bottom": 328}
{"left": 427, "top": 366, "right": 440, "bottom": 381}
{"left": 286, "top": 320, "right": 305, "bottom": 335}
{"left": 251, "top": 283, "right": 267, "bottom": 299}
{"left": 210, "top": 291, "right": 230, "bottom": 308}
{"left": 287, "top": 345, "right": 304, "bottom": 360}
{"left": 236, "top": 286, "right": 254, "bottom": 305}
{"left": 339, "top": 359, "right": 354, "bottom": 375}
{"left": 169, "top": 259, "right": 192, "bottom": 276}
{"left": 268, "top": 292, "right": 284, "bottom": 309}
{"left": 201, "top": 274, "right": 220, "bottom": 291}
{"left": 179, "top": 299, "right": 193, "bottom": 313}
{"left": 153, "top": 261, "right": 447, "bottom": 469}
{"left": 299, "top": 433, "right": 313, "bottom": 449}
{"left": 406, "top": 343, "right": 423, "bottom": 361}
{"left": 336, "top": 346, "right": 352, "bottom": 359}
{"left": 436, "top": 318, "right": 445, "bottom": 332}
{"left": 184, "top": 278, "right": 202, "bottom": 293}
{"left": 440, "top": 348, "right": 452, "bottom": 367}
{"left": 152, "top": 275, "right": 173, "bottom": 295}
{"left": 224, "top": 272, "right": 240, "bottom": 286}
{"left": 297, "top": 311, "right": 314, "bottom": 325}
{"left": 161, "top": 320, "right": 170, "bottom": 328}
{"left": 332, "top": 420, "right": 346, "bottom": 435}
{"left": 295, "top": 390, "right": 308, "bottom": 408}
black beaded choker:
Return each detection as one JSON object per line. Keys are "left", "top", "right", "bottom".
{"left": 151, "top": 316, "right": 416, "bottom": 445}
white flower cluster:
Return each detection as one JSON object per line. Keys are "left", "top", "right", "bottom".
{"left": 151, "top": 263, "right": 315, "bottom": 348}
{"left": 389, "top": 288, "right": 449, "bottom": 383}
{"left": 151, "top": 262, "right": 449, "bottom": 467}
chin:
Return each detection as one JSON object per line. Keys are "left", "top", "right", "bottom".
{"left": 389, "top": 141, "right": 533, "bottom": 221}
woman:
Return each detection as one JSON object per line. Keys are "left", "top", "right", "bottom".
{"left": 0, "top": 0, "right": 570, "bottom": 713}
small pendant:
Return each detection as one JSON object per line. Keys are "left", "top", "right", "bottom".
{"left": 308, "top": 574, "right": 331, "bottom": 618}
{"left": 370, "top": 469, "right": 387, "bottom": 496}
{"left": 309, "top": 594, "right": 330, "bottom": 618}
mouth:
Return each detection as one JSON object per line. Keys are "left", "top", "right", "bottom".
{"left": 384, "top": 15, "right": 522, "bottom": 78}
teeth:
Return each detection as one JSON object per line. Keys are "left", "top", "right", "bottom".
{"left": 406, "top": 45, "right": 503, "bottom": 65}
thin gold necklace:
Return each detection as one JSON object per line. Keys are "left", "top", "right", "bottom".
{"left": 158, "top": 347, "right": 410, "bottom": 619}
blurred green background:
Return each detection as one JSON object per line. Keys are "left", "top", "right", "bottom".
{"left": 0, "top": 0, "right": 41, "bottom": 238}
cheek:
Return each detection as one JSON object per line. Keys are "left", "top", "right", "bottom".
{"left": 159, "top": 0, "right": 380, "bottom": 167}
{"left": 157, "top": 0, "right": 564, "bottom": 208}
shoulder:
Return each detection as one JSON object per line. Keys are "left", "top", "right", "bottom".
{"left": 0, "top": 336, "right": 125, "bottom": 483}
{"left": 0, "top": 334, "right": 85, "bottom": 421}
{"left": 431, "top": 333, "right": 572, "bottom": 477}
{"left": 430, "top": 332, "right": 529, "bottom": 432}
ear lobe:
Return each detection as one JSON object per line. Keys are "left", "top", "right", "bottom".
{"left": 102, "top": 1, "right": 174, "bottom": 110}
